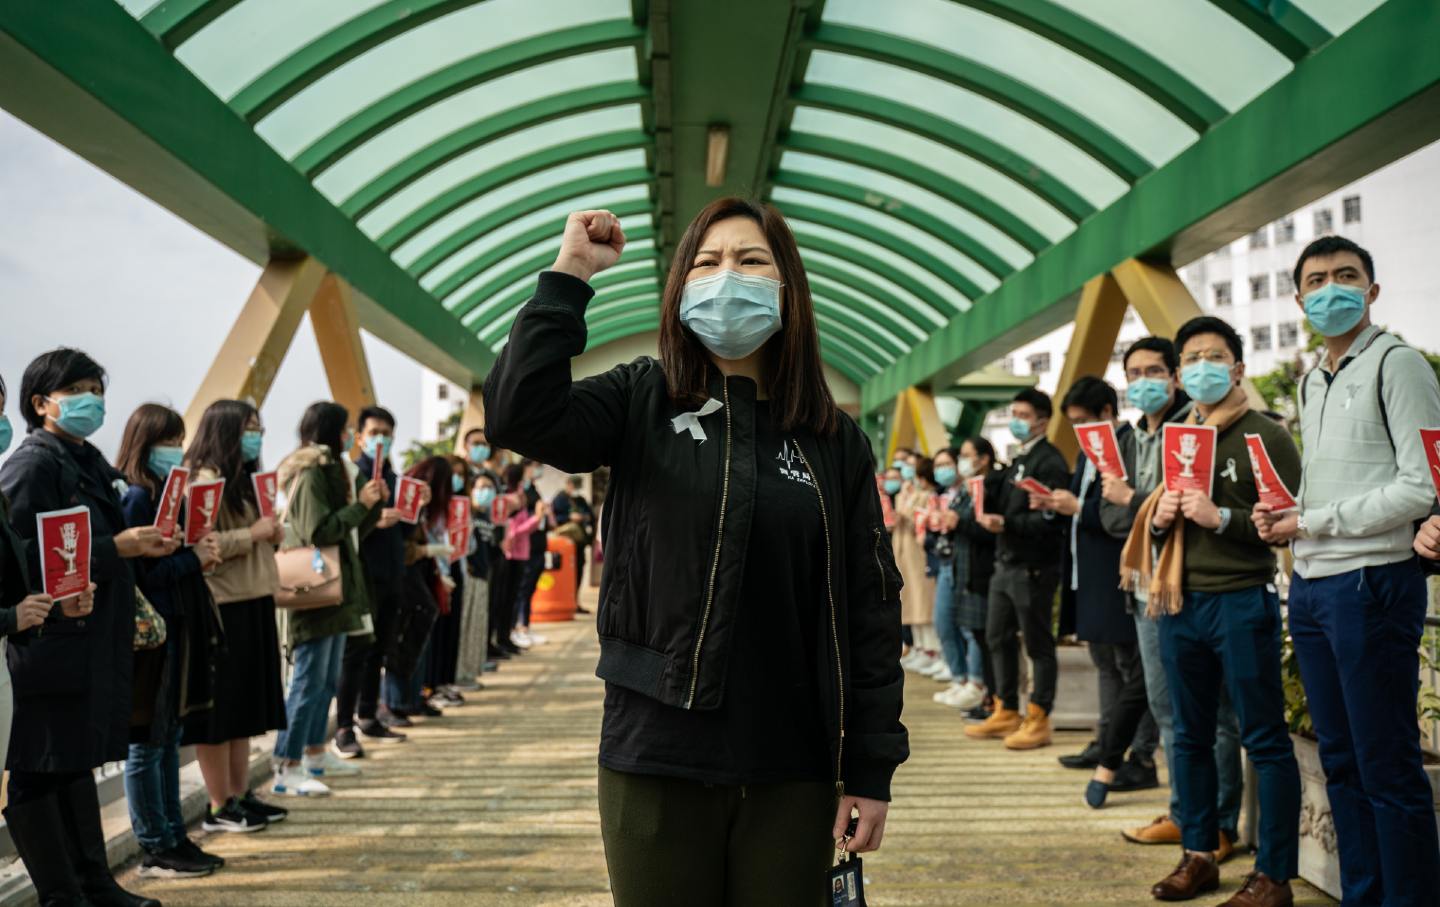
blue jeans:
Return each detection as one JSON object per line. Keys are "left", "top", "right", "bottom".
{"left": 274, "top": 633, "right": 346, "bottom": 761}
{"left": 1135, "top": 609, "right": 1243, "bottom": 834}
{"left": 1160, "top": 586, "right": 1299, "bottom": 880}
{"left": 1290, "top": 560, "right": 1440, "bottom": 906}
{"left": 959, "top": 627, "right": 984, "bottom": 685}
{"left": 934, "top": 563, "right": 964, "bottom": 678}
{"left": 124, "top": 725, "right": 185, "bottom": 852}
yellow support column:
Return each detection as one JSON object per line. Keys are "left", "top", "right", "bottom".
{"left": 1049, "top": 272, "right": 1128, "bottom": 463}
{"left": 885, "top": 391, "right": 916, "bottom": 464}
{"left": 184, "top": 256, "right": 327, "bottom": 439}
{"left": 906, "top": 387, "right": 951, "bottom": 457}
{"left": 310, "top": 273, "right": 377, "bottom": 422}
{"left": 454, "top": 387, "right": 486, "bottom": 457}
{"left": 1112, "top": 258, "right": 1265, "bottom": 409}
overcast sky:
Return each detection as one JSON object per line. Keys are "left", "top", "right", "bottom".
{"left": 0, "top": 109, "right": 424, "bottom": 472}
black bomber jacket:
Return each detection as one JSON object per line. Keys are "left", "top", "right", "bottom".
{"left": 483, "top": 271, "right": 910, "bottom": 800}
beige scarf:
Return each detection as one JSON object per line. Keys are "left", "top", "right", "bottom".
{"left": 1119, "top": 387, "right": 1250, "bottom": 617}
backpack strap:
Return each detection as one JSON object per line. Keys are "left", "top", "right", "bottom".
{"left": 1375, "top": 339, "right": 1400, "bottom": 453}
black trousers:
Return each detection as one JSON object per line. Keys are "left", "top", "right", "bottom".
{"left": 986, "top": 561, "right": 1060, "bottom": 712}
{"left": 1091, "top": 640, "right": 1158, "bottom": 770}
{"left": 336, "top": 575, "right": 402, "bottom": 728}
{"left": 489, "top": 557, "right": 519, "bottom": 648}
{"left": 428, "top": 564, "right": 465, "bottom": 689}
{"left": 6, "top": 769, "right": 89, "bottom": 805}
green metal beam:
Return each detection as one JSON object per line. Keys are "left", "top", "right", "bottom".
{"left": 802, "top": 257, "right": 939, "bottom": 338}
{"left": 946, "top": 0, "right": 1228, "bottom": 132}
{"left": 405, "top": 167, "right": 652, "bottom": 279}
{"left": 771, "top": 170, "right": 1014, "bottom": 279}
{"left": 590, "top": 259, "right": 662, "bottom": 292}
{"left": 807, "top": 303, "right": 900, "bottom": 366}
{"left": 342, "top": 82, "right": 649, "bottom": 221}
{"left": 138, "top": 0, "right": 240, "bottom": 50}
{"left": 293, "top": 19, "right": 645, "bottom": 177}
{"left": 375, "top": 129, "right": 651, "bottom": 252}
{"left": 781, "top": 132, "right": 1052, "bottom": 253}
{"left": 804, "top": 23, "right": 1151, "bottom": 182}
{"left": 1204, "top": 0, "right": 1330, "bottom": 62}
{"left": 792, "top": 228, "right": 960, "bottom": 321}
{"left": 809, "top": 273, "right": 927, "bottom": 344}
{"left": 586, "top": 315, "right": 660, "bottom": 352}
{"left": 0, "top": 0, "right": 493, "bottom": 387}
{"left": 790, "top": 84, "right": 1094, "bottom": 223}
{"left": 489, "top": 282, "right": 659, "bottom": 344}
{"left": 861, "top": 0, "right": 1440, "bottom": 413}
{"left": 461, "top": 229, "right": 657, "bottom": 325}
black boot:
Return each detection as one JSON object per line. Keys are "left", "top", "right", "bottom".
{"left": 56, "top": 776, "right": 161, "bottom": 907}
{"left": 2, "top": 797, "right": 92, "bottom": 906}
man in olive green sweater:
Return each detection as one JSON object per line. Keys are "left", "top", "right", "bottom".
{"left": 1145, "top": 317, "right": 1301, "bottom": 907}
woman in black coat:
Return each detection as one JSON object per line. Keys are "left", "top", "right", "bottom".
{"left": 0, "top": 349, "right": 171, "bottom": 907}
{"left": 954, "top": 436, "right": 1003, "bottom": 716}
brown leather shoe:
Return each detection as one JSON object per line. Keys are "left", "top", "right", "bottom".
{"left": 1003, "top": 702, "right": 1053, "bottom": 750}
{"left": 1124, "top": 815, "right": 1182, "bottom": 845}
{"left": 1217, "top": 872, "right": 1293, "bottom": 907}
{"left": 1151, "top": 852, "right": 1220, "bottom": 901}
{"left": 964, "top": 698, "right": 1021, "bottom": 739}
{"left": 1214, "top": 830, "right": 1235, "bottom": 864}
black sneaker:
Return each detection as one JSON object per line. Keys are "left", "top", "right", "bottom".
{"left": 241, "top": 790, "right": 289, "bottom": 823}
{"left": 1111, "top": 756, "right": 1161, "bottom": 792}
{"left": 438, "top": 687, "right": 465, "bottom": 705}
{"left": 964, "top": 705, "right": 991, "bottom": 722}
{"left": 379, "top": 708, "right": 414, "bottom": 728}
{"left": 332, "top": 727, "right": 365, "bottom": 759}
{"left": 414, "top": 702, "right": 443, "bottom": 718}
{"left": 137, "top": 845, "right": 215, "bottom": 878}
{"left": 486, "top": 645, "right": 512, "bottom": 661}
{"left": 175, "top": 837, "right": 224, "bottom": 869}
{"left": 201, "top": 798, "right": 267, "bottom": 833}
{"left": 358, "top": 718, "right": 408, "bottom": 743}
{"left": 1059, "top": 740, "right": 1103, "bottom": 770}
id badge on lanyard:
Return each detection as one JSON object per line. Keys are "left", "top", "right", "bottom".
{"left": 827, "top": 820, "right": 867, "bottom": 906}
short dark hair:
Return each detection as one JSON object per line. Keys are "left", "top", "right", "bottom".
{"left": 892, "top": 447, "right": 913, "bottom": 461}
{"left": 1012, "top": 387, "right": 1052, "bottom": 419}
{"left": 913, "top": 455, "right": 935, "bottom": 488}
{"left": 1122, "top": 336, "right": 1178, "bottom": 373}
{"left": 1293, "top": 235, "right": 1375, "bottom": 291}
{"left": 1175, "top": 315, "right": 1244, "bottom": 363}
{"left": 19, "top": 348, "right": 108, "bottom": 431}
{"left": 1061, "top": 376, "right": 1118, "bottom": 420}
{"left": 962, "top": 436, "right": 997, "bottom": 469}
{"left": 358, "top": 406, "right": 395, "bottom": 432}
{"left": 463, "top": 427, "right": 486, "bottom": 444}
{"left": 299, "top": 401, "right": 350, "bottom": 459}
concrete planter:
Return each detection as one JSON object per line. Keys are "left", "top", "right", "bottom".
{"left": 1050, "top": 644, "right": 1101, "bottom": 731}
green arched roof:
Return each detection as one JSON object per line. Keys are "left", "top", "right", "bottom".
{"left": 4, "top": 0, "right": 1438, "bottom": 409}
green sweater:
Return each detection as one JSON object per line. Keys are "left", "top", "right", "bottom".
{"left": 1178, "top": 409, "right": 1301, "bottom": 594}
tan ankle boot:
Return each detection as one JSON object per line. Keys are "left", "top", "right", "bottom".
{"left": 1003, "top": 703, "right": 1053, "bottom": 750}
{"left": 964, "top": 699, "right": 1022, "bottom": 739}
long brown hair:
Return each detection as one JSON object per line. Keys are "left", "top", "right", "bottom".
{"left": 185, "top": 399, "right": 260, "bottom": 517}
{"left": 659, "top": 197, "right": 838, "bottom": 436}
{"left": 116, "top": 403, "right": 185, "bottom": 497}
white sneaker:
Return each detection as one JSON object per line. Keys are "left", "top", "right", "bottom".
{"left": 510, "top": 629, "right": 533, "bottom": 649}
{"left": 908, "top": 654, "right": 938, "bottom": 674}
{"left": 931, "top": 664, "right": 955, "bottom": 683}
{"left": 899, "top": 651, "right": 924, "bottom": 670}
{"left": 933, "top": 682, "right": 967, "bottom": 706}
{"left": 271, "top": 765, "right": 330, "bottom": 797}
{"left": 304, "top": 751, "right": 361, "bottom": 778}
{"left": 953, "top": 682, "right": 987, "bottom": 711}
{"left": 919, "top": 658, "right": 947, "bottom": 676}
{"left": 527, "top": 631, "right": 548, "bottom": 646}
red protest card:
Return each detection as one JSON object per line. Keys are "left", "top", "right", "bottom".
{"left": 447, "top": 496, "right": 469, "bottom": 563}
{"left": 1016, "top": 476, "right": 1053, "bottom": 497}
{"left": 153, "top": 466, "right": 190, "bottom": 539}
{"left": 1244, "top": 433, "right": 1298, "bottom": 512}
{"left": 876, "top": 475, "right": 896, "bottom": 529}
{"left": 1422, "top": 429, "right": 1440, "bottom": 501}
{"left": 967, "top": 475, "right": 985, "bottom": 519}
{"left": 36, "top": 506, "right": 90, "bottom": 601}
{"left": 1074, "top": 421, "right": 1127, "bottom": 480}
{"left": 251, "top": 471, "right": 278, "bottom": 520}
{"left": 1163, "top": 424, "right": 1217, "bottom": 497}
{"left": 371, "top": 448, "right": 384, "bottom": 484}
{"left": 395, "top": 476, "right": 425, "bottom": 524}
{"left": 185, "top": 478, "right": 226, "bottom": 546}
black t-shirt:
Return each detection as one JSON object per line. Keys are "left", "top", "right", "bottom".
{"left": 599, "top": 401, "right": 832, "bottom": 785}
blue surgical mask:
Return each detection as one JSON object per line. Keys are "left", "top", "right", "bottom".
{"left": 48, "top": 392, "right": 105, "bottom": 438}
{"left": 468, "top": 442, "right": 491, "bottom": 464}
{"left": 147, "top": 445, "right": 184, "bottom": 479}
{"left": 533, "top": 466, "right": 545, "bottom": 480}
{"left": 241, "top": 430, "right": 264, "bottom": 462}
{"left": 680, "top": 270, "right": 783, "bottom": 360}
{"left": 1181, "top": 360, "right": 1234, "bottom": 406}
{"left": 934, "top": 466, "right": 958, "bottom": 488}
{"left": 899, "top": 463, "right": 916, "bottom": 482}
{"left": 1302, "top": 283, "right": 1367, "bottom": 337}
{"left": 364, "top": 434, "right": 390, "bottom": 460}
{"left": 1010, "top": 418, "right": 1032, "bottom": 442}
{"left": 0, "top": 416, "right": 12, "bottom": 455}
{"left": 883, "top": 478, "right": 902, "bottom": 495}
{"left": 958, "top": 456, "right": 976, "bottom": 478}
{"left": 472, "top": 486, "right": 496, "bottom": 509}
{"left": 1126, "top": 377, "right": 1172, "bottom": 415}
{"left": 451, "top": 474, "right": 464, "bottom": 493}
{"left": 891, "top": 460, "right": 905, "bottom": 471}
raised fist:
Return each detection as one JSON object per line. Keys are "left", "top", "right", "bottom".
{"left": 550, "top": 210, "right": 627, "bottom": 284}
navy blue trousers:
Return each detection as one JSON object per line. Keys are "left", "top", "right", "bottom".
{"left": 1290, "top": 559, "right": 1440, "bottom": 906}
{"left": 1160, "top": 585, "right": 1300, "bottom": 880}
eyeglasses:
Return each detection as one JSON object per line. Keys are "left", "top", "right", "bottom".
{"left": 1125, "top": 365, "right": 1170, "bottom": 380}
{"left": 1179, "top": 350, "right": 1232, "bottom": 366}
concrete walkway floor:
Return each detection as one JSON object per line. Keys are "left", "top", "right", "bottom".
{"left": 119, "top": 615, "right": 1336, "bottom": 906}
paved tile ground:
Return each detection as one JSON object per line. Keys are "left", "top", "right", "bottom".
{"left": 120, "top": 610, "right": 1336, "bottom": 906}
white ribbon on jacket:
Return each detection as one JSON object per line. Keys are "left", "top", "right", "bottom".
{"left": 671, "top": 398, "right": 724, "bottom": 443}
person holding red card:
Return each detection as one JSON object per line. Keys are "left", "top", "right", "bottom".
{"left": 1123, "top": 318, "right": 1302, "bottom": 907}
{"left": 0, "top": 349, "right": 173, "bottom": 907}
{"left": 1255, "top": 236, "right": 1440, "bottom": 905}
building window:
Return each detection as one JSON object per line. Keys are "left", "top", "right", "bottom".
{"left": 1278, "top": 321, "right": 1299, "bottom": 349}
{"left": 437, "top": 384, "right": 449, "bottom": 400}
{"left": 1001, "top": 356, "right": 1015, "bottom": 374}
{"left": 1275, "top": 270, "right": 1295, "bottom": 296}
{"left": 1314, "top": 208, "right": 1334, "bottom": 235}
{"left": 1213, "top": 281, "right": 1233, "bottom": 307}
{"left": 437, "top": 421, "right": 448, "bottom": 437}
{"left": 1111, "top": 342, "right": 1127, "bottom": 363}
{"left": 1250, "top": 274, "right": 1270, "bottom": 300}
{"left": 1249, "top": 227, "right": 1269, "bottom": 249}
{"left": 1027, "top": 353, "right": 1051, "bottom": 375}
{"left": 1343, "top": 195, "right": 1362, "bottom": 224}
{"left": 1252, "top": 325, "right": 1273, "bottom": 352}
{"left": 1275, "top": 217, "right": 1295, "bottom": 244}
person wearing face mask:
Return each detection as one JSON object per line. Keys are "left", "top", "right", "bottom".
{"left": 423, "top": 456, "right": 473, "bottom": 707}
{"left": 950, "top": 438, "right": 1001, "bottom": 718}
{"left": 894, "top": 456, "right": 939, "bottom": 675}
{"left": 1129, "top": 317, "right": 1302, "bottom": 907}
{"left": 925, "top": 447, "right": 979, "bottom": 707}
{"left": 510, "top": 458, "right": 551, "bottom": 650}
{"left": 1, "top": 349, "right": 174, "bottom": 907}
{"left": 965, "top": 388, "right": 1070, "bottom": 750}
{"left": 115, "top": 404, "right": 226, "bottom": 879}
{"left": 551, "top": 474, "right": 595, "bottom": 613}
{"left": 457, "top": 472, "right": 499, "bottom": 684}
{"left": 1101, "top": 337, "right": 1244, "bottom": 858}
{"left": 483, "top": 200, "right": 907, "bottom": 906}
{"left": 1252, "top": 237, "right": 1440, "bottom": 905}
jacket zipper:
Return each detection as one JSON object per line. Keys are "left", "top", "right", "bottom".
{"left": 685, "top": 379, "right": 732, "bottom": 710}
{"left": 792, "top": 437, "right": 845, "bottom": 796}
{"left": 873, "top": 527, "right": 887, "bottom": 602}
